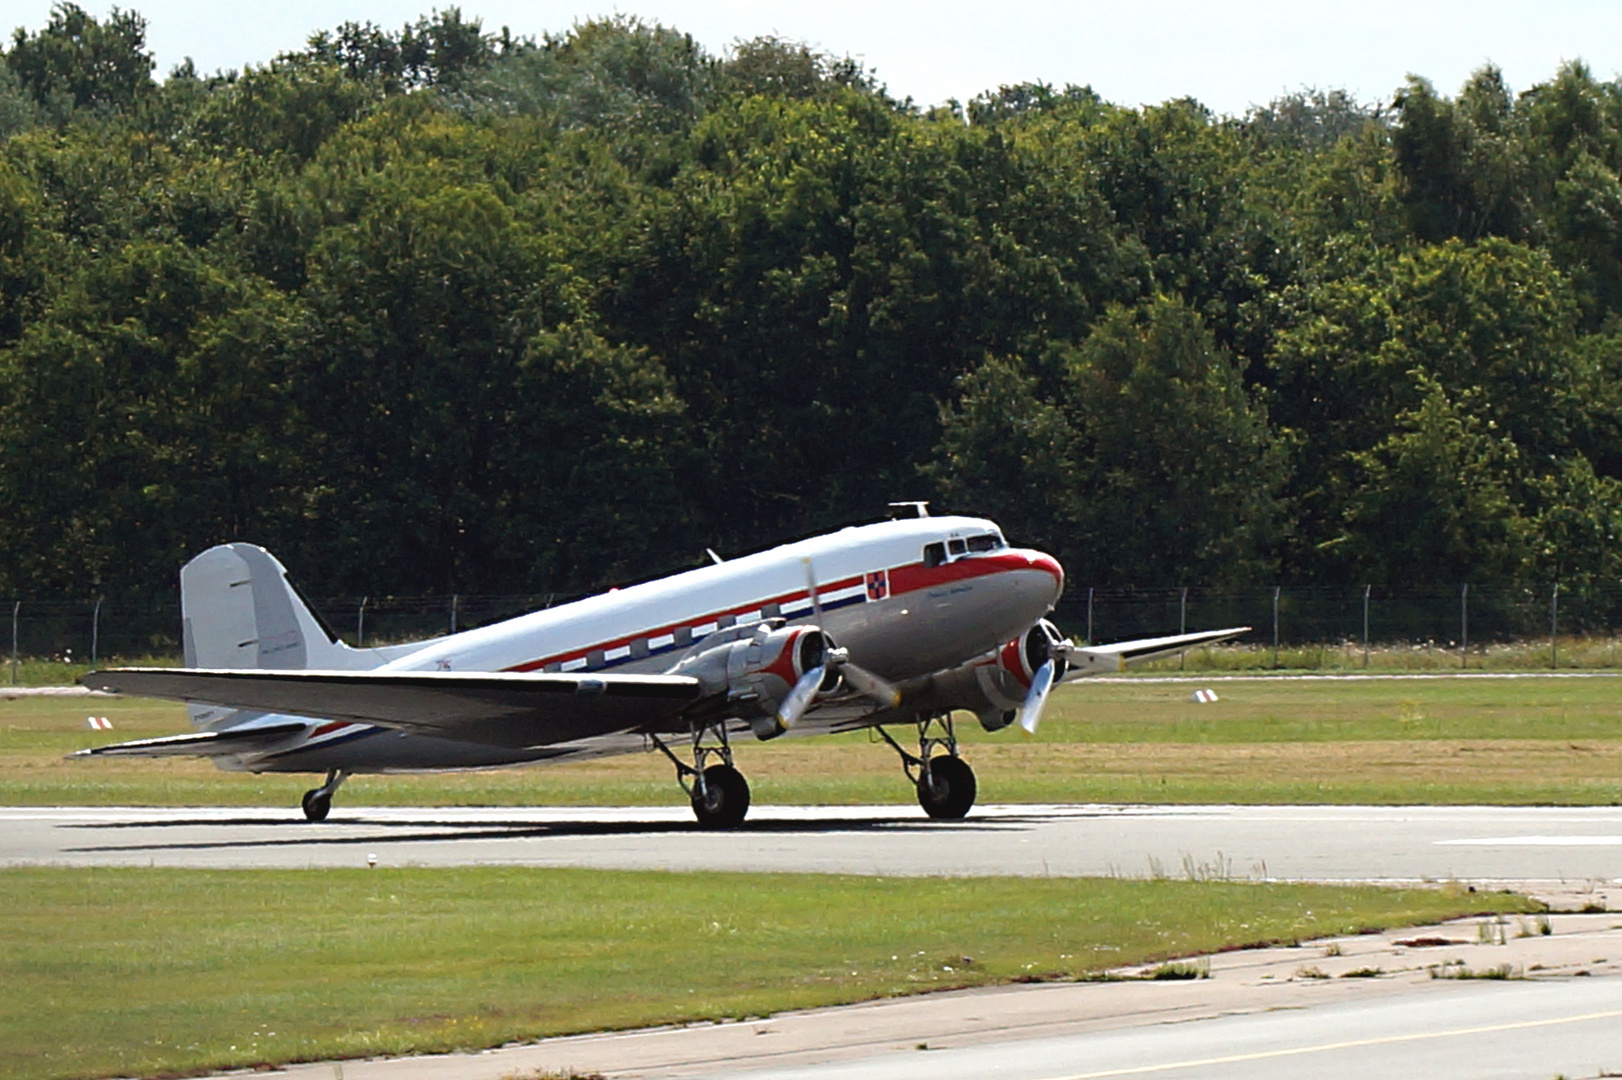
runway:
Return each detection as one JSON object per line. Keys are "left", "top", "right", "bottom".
{"left": 13, "top": 804, "right": 1622, "bottom": 1080}
{"left": 712, "top": 977, "right": 1622, "bottom": 1080}
{"left": 6, "top": 803, "right": 1622, "bottom": 886}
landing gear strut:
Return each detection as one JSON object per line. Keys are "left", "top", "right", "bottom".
{"left": 300, "top": 769, "right": 347, "bottom": 822}
{"left": 652, "top": 723, "right": 751, "bottom": 829}
{"left": 877, "top": 713, "right": 977, "bottom": 820}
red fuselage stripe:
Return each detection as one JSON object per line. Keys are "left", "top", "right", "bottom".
{"left": 500, "top": 554, "right": 1054, "bottom": 673}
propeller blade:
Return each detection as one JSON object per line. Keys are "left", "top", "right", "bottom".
{"left": 840, "top": 662, "right": 901, "bottom": 708}
{"left": 801, "top": 557, "right": 825, "bottom": 623}
{"left": 1018, "top": 659, "right": 1057, "bottom": 734}
{"left": 775, "top": 665, "right": 825, "bottom": 731}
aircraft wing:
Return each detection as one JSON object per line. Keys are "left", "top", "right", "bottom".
{"left": 1060, "top": 626, "right": 1250, "bottom": 678}
{"left": 72, "top": 721, "right": 312, "bottom": 758}
{"left": 79, "top": 668, "right": 706, "bottom": 749}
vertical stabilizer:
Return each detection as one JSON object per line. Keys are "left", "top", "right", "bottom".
{"left": 180, "top": 543, "right": 440, "bottom": 672}
{"left": 182, "top": 545, "right": 314, "bottom": 670}
{"left": 176, "top": 544, "right": 441, "bottom": 733}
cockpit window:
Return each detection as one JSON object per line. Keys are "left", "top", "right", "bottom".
{"left": 965, "top": 533, "right": 1003, "bottom": 553}
{"left": 923, "top": 541, "right": 947, "bottom": 568}
{"left": 947, "top": 538, "right": 967, "bottom": 555}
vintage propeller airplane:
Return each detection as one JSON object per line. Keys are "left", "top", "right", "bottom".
{"left": 77, "top": 507, "right": 1245, "bottom": 826}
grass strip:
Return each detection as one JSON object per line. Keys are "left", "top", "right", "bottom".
{"left": 0, "top": 866, "right": 1537, "bottom": 1080}
{"left": 9, "top": 676, "right": 1622, "bottom": 807}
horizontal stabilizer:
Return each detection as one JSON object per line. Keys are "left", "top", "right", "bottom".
{"left": 71, "top": 721, "right": 310, "bottom": 759}
{"left": 1061, "top": 626, "right": 1250, "bottom": 678}
{"left": 80, "top": 668, "right": 705, "bottom": 750}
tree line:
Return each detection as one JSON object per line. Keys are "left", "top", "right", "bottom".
{"left": 4, "top": 4, "right": 1622, "bottom": 602}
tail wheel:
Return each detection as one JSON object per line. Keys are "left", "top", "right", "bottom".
{"left": 917, "top": 756, "right": 976, "bottom": 820}
{"left": 691, "top": 764, "right": 751, "bottom": 829}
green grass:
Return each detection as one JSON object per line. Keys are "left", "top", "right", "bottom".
{"left": 1134, "top": 638, "right": 1622, "bottom": 672}
{"left": 1, "top": 656, "right": 176, "bottom": 689}
{"left": 9, "top": 675, "right": 1622, "bottom": 807}
{"left": 0, "top": 866, "right": 1538, "bottom": 1080}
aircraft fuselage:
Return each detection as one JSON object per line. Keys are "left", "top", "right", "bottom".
{"left": 227, "top": 515, "right": 1063, "bottom": 774}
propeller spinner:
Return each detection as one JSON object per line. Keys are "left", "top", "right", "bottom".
{"left": 771, "top": 559, "right": 902, "bottom": 733}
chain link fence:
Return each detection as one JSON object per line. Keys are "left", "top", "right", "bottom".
{"left": 3, "top": 582, "right": 1611, "bottom": 673}
{"left": 1, "top": 592, "right": 571, "bottom": 669}
{"left": 1053, "top": 583, "right": 1583, "bottom": 648}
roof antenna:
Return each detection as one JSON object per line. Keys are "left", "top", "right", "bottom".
{"left": 888, "top": 501, "right": 930, "bottom": 519}
{"left": 705, "top": 548, "right": 725, "bottom": 565}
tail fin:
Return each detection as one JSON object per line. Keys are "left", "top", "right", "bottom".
{"left": 176, "top": 543, "right": 439, "bottom": 734}
{"left": 180, "top": 544, "right": 436, "bottom": 672}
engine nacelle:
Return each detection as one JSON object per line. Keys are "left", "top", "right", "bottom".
{"left": 668, "top": 621, "right": 837, "bottom": 738}
{"left": 913, "top": 620, "right": 1068, "bottom": 732}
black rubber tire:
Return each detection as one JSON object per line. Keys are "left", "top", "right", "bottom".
{"left": 917, "top": 756, "right": 976, "bottom": 820}
{"left": 691, "top": 764, "right": 751, "bottom": 829}
{"left": 301, "top": 789, "right": 332, "bottom": 822}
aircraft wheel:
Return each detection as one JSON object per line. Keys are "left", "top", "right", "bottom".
{"left": 301, "top": 788, "right": 332, "bottom": 822}
{"left": 691, "top": 764, "right": 750, "bottom": 829}
{"left": 917, "top": 756, "right": 976, "bottom": 820}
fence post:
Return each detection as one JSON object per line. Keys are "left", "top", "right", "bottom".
{"left": 91, "top": 596, "right": 103, "bottom": 664}
{"left": 1550, "top": 582, "right": 1560, "bottom": 668}
{"left": 357, "top": 596, "right": 368, "bottom": 648}
{"left": 1086, "top": 587, "right": 1094, "bottom": 646}
{"left": 1179, "top": 586, "right": 1187, "bottom": 670}
{"left": 1272, "top": 586, "right": 1281, "bottom": 669}
{"left": 9, "top": 601, "right": 17, "bottom": 685}
{"left": 1460, "top": 583, "right": 1468, "bottom": 669}
{"left": 1362, "top": 585, "right": 1371, "bottom": 669}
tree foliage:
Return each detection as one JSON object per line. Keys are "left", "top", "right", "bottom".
{"left": 4, "top": 7, "right": 1622, "bottom": 600}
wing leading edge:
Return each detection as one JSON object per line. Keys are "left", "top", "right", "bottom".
{"left": 1060, "top": 626, "right": 1251, "bottom": 677}
{"left": 79, "top": 668, "right": 705, "bottom": 750}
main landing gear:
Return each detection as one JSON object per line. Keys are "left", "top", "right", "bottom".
{"left": 300, "top": 769, "right": 347, "bottom": 822}
{"left": 877, "top": 713, "right": 977, "bottom": 820}
{"left": 652, "top": 723, "right": 752, "bottom": 829}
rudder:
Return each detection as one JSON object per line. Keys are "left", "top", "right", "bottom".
{"left": 180, "top": 544, "right": 435, "bottom": 673}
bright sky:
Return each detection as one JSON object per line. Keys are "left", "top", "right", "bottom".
{"left": 8, "top": 0, "right": 1622, "bottom": 116}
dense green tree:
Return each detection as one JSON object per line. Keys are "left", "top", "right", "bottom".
{"left": 303, "top": 8, "right": 510, "bottom": 92}
{"left": 4, "top": 3, "right": 154, "bottom": 119}
{"left": 1270, "top": 238, "right": 1583, "bottom": 578}
{"left": 0, "top": 241, "right": 301, "bottom": 596}
{"left": 0, "top": 159, "right": 49, "bottom": 344}
{"left": 453, "top": 16, "right": 712, "bottom": 140}
{"left": 7, "top": 8, "right": 1622, "bottom": 602}
{"left": 1245, "top": 87, "right": 1382, "bottom": 151}
{"left": 0, "top": 59, "right": 43, "bottom": 137}
{"left": 1334, "top": 377, "right": 1529, "bottom": 585}
{"left": 936, "top": 297, "right": 1284, "bottom": 586}
{"left": 1525, "top": 455, "right": 1622, "bottom": 585}
{"left": 717, "top": 35, "right": 876, "bottom": 102}
{"left": 1390, "top": 69, "right": 1526, "bottom": 242}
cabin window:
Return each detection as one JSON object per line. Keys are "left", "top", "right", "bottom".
{"left": 762, "top": 603, "right": 781, "bottom": 619}
{"left": 586, "top": 649, "right": 606, "bottom": 669}
{"left": 630, "top": 638, "right": 649, "bottom": 659}
{"left": 924, "top": 541, "right": 947, "bottom": 567}
{"left": 674, "top": 626, "right": 693, "bottom": 647}
{"left": 948, "top": 538, "right": 967, "bottom": 556}
{"left": 966, "top": 533, "right": 1002, "bottom": 553}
